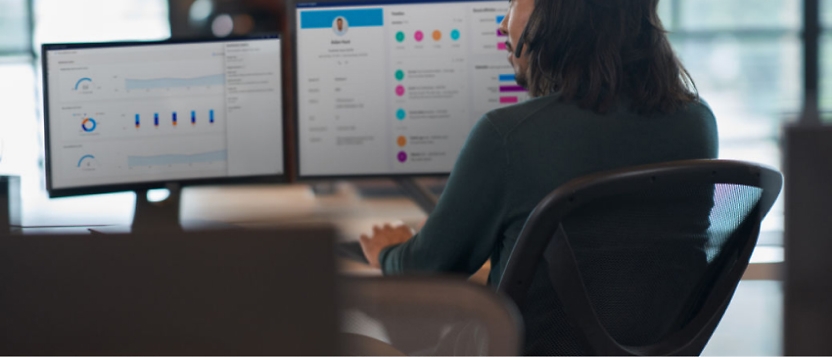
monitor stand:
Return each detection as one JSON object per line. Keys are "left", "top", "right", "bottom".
{"left": 394, "top": 178, "right": 438, "bottom": 215}
{"left": 131, "top": 183, "right": 184, "bottom": 234}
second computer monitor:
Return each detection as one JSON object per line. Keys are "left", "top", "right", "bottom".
{"left": 43, "top": 36, "right": 285, "bottom": 197}
{"left": 295, "top": 0, "right": 528, "bottom": 178}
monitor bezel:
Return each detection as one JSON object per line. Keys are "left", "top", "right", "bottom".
{"left": 289, "top": 0, "right": 506, "bottom": 181}
{"left": 42, "top": 35, "right": 291, "bottom": 198}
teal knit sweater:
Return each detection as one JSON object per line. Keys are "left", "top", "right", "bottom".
{"left": 380, "top": 94, "right": 718, "bottom": 285}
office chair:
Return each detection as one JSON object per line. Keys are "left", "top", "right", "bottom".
{"left": 340, "top": 277, "right": 523, "bottom": 356}
{"left": 497, "top": 159, "right": 783, "bottom": 355}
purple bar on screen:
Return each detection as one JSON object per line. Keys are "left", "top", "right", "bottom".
{"left": 500, "top": 85, "right": 525, "bottom": 92}
{"left": 497, "top": 29, "right": 506, "bottom": 37}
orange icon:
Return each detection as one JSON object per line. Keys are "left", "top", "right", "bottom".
{"left": 397, "top": 136, "right": 407, "bottom": 147}
{"left": 432, "top": 30, "right": 442, "bottom": 41}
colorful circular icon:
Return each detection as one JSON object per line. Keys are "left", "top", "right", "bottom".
{"left": 432, "top": 30, "right": 442, "bottom": 41}
{"left": 414, "top": 30, "right": 424, "bottom": 42}
{"left": 395, "top": 31, "right": 405, "bottom": 43}
{"left": 397, "top": 151, "right": 408, "bottom": 163}
{"left": 397, "top": 136, "right": 407, "bottom": 147}
{"left": 450, "top": 29, "right": 461, "bottom": 41}
{"left": 395, "top": 85, "right": 406, "bottom": 97}
{"left": 395, "top": 69, "right": 405, "bottom": 81}
{"left": 396, "top": 109, "right": 407, "bottom": 120}
{"left": 81, "top": 118, "right": 97, "bottom": 132}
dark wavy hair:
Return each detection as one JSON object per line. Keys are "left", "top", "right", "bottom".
{"left": 520, "top": 0, "right": 697, "bottom": 115}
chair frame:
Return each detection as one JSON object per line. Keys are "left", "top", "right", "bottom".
{"left": 342, "top": 276, "right": 524, "bottom": 356}
{"left": 497, "top": 159, "right": 783, "bottom": 355}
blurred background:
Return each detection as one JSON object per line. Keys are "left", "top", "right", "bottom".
{"left": 0, "top": 0, "right": 829, "bottom": 354}
{"left": 2, "top": 0, "right": 828, "bottom": 237}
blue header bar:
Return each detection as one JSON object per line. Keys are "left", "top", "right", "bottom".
{"left": 300, "top": 8, "right": 384, "bottom": 28}
{"left": 297, "top": 0, "right": 502, "bottom": 9}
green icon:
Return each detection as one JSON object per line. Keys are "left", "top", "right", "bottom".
{"left": 395, "top": 31, "right": 405, "bottom": 43}
{"left": 395, "top": 70, "right": 405, "bottom": 81}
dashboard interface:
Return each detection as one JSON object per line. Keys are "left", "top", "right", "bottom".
{"left": 44, "top": 37, "right": 284, "bottom": 191}
{"left": 296, "top": 0, "right": 529, "bottom": 177}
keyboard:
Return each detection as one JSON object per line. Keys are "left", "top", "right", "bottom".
{"left": 337, "top": 241, "right": 369, "bottom": 265}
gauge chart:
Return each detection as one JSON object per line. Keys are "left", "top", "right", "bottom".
{"left": 77, "top": 154, "right": 99, "bottom": 169}
{"left": 74, "top": 77, "right": 93, "bottom": 91}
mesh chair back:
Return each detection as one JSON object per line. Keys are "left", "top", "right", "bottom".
{"left": 498, "top": 160, "right": 782, "bottom": 355}
{"left": 340, "top": 277, "right": 523, "bottom": 356}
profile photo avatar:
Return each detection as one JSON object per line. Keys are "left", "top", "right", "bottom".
{"left": 332, "top": 16, "right": 348, "bottom": 36}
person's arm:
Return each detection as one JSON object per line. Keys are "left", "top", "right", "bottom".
{"left": 379, "top": 115, "right": 510, "bottom": 276}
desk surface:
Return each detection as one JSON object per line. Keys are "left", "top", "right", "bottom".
{"left": 14, "top": 180, "right": 493, "bottom": 283}
{"left": 20, "top": 182, "right": 427, "bottom": 240}
{"left": 13, "top": 179, "right": 778, "bottom": 283}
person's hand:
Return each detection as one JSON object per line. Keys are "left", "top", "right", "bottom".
{"left": 359, "top": 224, "right": 414, "bottom": 269}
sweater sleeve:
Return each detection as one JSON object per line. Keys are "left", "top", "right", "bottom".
{"left": 379, "top": 115, "right": 509, "bottom": 276}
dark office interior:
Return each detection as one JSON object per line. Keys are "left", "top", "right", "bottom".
{"left": 1, "top": 0, "right": 831, "bottom": 355}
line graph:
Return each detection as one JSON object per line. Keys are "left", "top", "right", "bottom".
{"left": 127, "top": 150, "right": 227, "bottom": 168}
{"left": 125, "top": 74, "right": 225, "bottom": 91}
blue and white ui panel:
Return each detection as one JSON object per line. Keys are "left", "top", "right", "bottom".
{"left": 295, "top": 0, "right": 529, "bottom": 177}
{"left": 44, "top": 38, "right": 284, "bottom": 189}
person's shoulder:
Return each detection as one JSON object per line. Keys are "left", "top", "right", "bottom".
{"left": 484, "top": 95, "right": 568, "bottom": 137}
{"left": 678, "top": 97, "right": 717, "bottom": 120}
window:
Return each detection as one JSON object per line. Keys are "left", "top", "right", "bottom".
{"left": 825, "top": 0, "right": 832, "bottom": 26}
{"left": 674, "top": 0, "right": 801, "bottom": 29}
{"left": 660, "top": 0, "right": 802, "bottom": 237}
{"left": 0, "top": 63, "right": 38, "bottom": 176}
{"left": 824, "top": 33, "right": 832, "bottom": 119}
{"left": 0, "top": 0, "right": 34, "bottom": 179}
{"left": 823, "top": 0, "right": 832, "bottom": 119}
{"left": 0, "top": 0, "right": 170, "bottom": 226}
{"left": 34, "top": 0, "right": 170, "bottom": 49}
{"left": 0, "top": 0, "right": 31, "bottom": 54}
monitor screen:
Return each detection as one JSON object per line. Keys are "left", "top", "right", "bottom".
{"left": 294, "top": 0, "right": 528, "bottom": 178}
{"left": 43, "top": 37, "right": 285, "bottom": 196}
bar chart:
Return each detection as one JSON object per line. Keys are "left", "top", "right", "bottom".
{"left": 135, "top": 109, "right": 216, "bottom": 129}
{"left": 469, "top": 62, "right": 530, "bottom": 121}
{"left": 496, "top": 15, "right": 506, "bottom": 50}
{"left": 499, "top": 74, "right": 524, "bottom": 104}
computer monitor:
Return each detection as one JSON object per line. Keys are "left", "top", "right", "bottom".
{"left": 42, "top": 37, "right": 286, "bottom": 230}
{"left": 42, "top": 36, "right": 286, "bottom": 198}
{"left": 292, "top": 0, "right": 528, "bottom": 179}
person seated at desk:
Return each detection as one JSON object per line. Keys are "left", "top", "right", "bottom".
{"left": 360, "top": 0, "right": 717, "bottom": 350}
